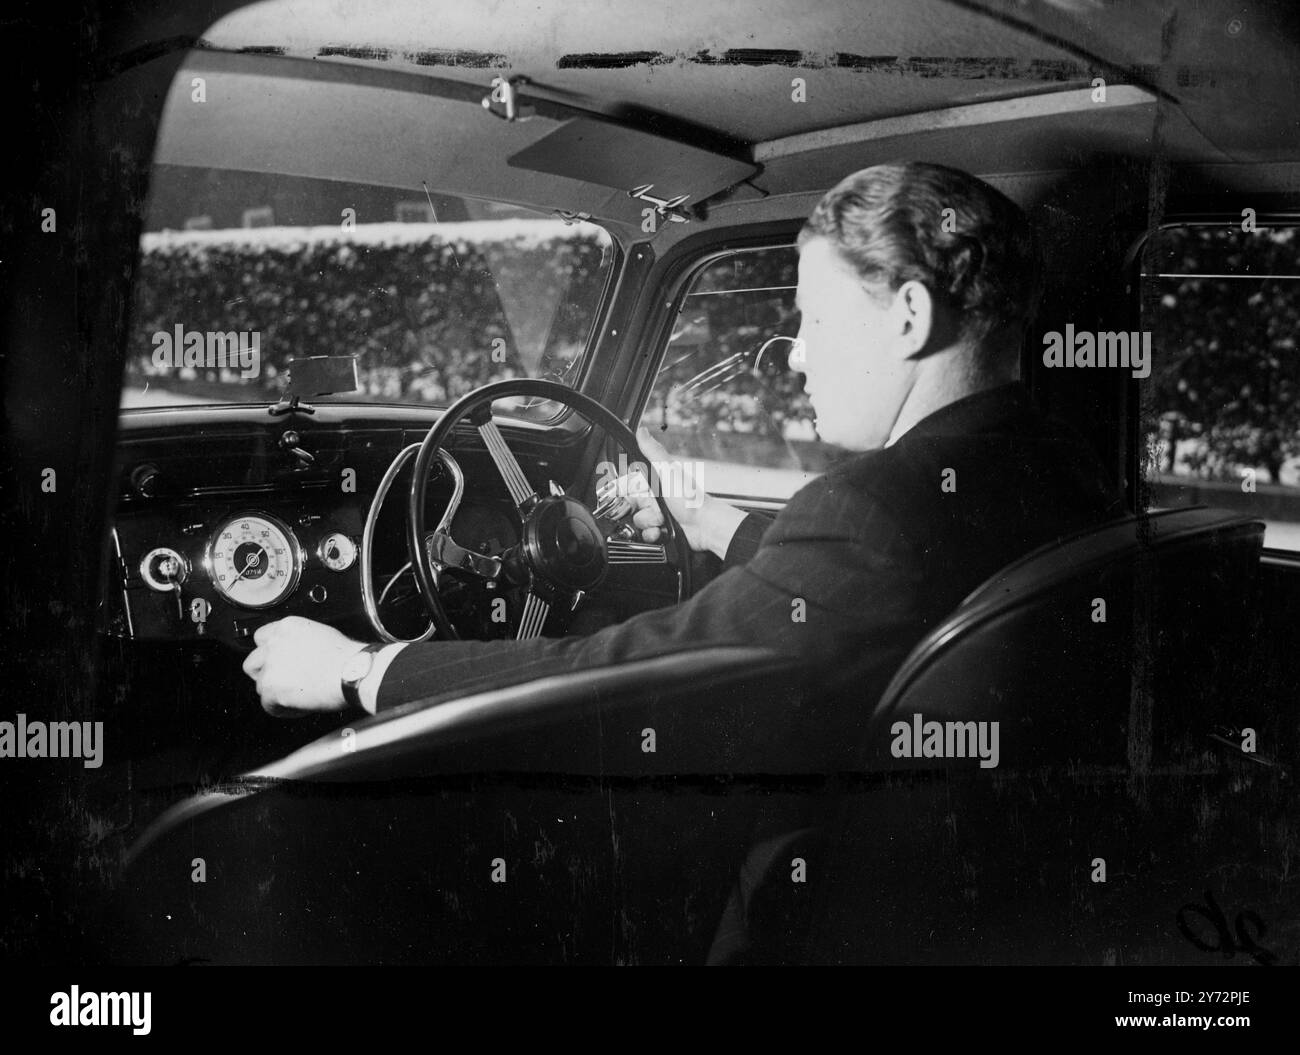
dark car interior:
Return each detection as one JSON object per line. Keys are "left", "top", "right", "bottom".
{"left": 4, "top": 0, "right": 1299, "bottom": 965}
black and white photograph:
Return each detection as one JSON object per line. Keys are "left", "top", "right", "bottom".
{"left": 2, "top": 0, "right": 1298, "bottom": 1030}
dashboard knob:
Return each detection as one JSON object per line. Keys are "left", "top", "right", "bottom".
{"left": 130, "top": 464, "right": 162, "bottom": 498}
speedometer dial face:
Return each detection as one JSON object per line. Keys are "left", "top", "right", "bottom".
{"left": 207, "top": 513, "right": 302, "bottom": 608}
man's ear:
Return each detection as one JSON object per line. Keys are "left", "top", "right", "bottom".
{"left": 891, "top": 280, "right": 935, "bottom": 359}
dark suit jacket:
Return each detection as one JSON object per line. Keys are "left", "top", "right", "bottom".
{"left": 376, "top": 383, "right": 1125, "bottom": 719}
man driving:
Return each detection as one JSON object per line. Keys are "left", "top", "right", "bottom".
{"left": 243, "top": 162, "right": 1123, "bottom": 729}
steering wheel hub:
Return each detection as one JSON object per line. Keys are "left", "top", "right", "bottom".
{"left": 521, "top": 496, "right": 608, "bottom": 593}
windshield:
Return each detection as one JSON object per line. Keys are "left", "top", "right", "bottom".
{"left": 123, "top": 165, "right": 614, "bottom": 413}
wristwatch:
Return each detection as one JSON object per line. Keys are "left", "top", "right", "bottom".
{"left": 340, "top": 643, "right": 387, "bottom": 711}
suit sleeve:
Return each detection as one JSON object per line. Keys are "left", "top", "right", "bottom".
{"left": 375, "top": 478, "right": 927, "bottom": 713}
{"left": 723, "top": 510, "right": 774, "bottom": 568}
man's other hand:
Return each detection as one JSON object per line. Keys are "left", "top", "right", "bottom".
{"left": 242, "top": 616, "right": 364, "bottom": 716}
{"left": 629, "top": 427, "right": 747, "bottom": 559}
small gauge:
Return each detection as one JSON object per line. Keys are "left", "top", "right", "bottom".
{"left": 207, "top": 512, "right": 303, "bottom": 609}
{"left": 317, "top": 532, "right": 358, "bottom": 572}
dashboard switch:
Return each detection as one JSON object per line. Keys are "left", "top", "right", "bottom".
{"left": 233, "top": 618, "right": 261, "bottom": 641}
{"left": 308, "top": 585, "right": 328, "bottom": 604}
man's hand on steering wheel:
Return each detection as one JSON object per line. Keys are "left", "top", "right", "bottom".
{"left": 628, "top": 427, "right": 748, "bottom": 559}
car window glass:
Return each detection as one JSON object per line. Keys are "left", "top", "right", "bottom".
{"left": 1140, "top": 224, "right": 1300, "bottom": 551}
{"left": 641, "top": 245, "right": 841, "bottom": 503}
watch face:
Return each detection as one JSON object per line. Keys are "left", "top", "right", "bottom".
{"left": 341, "top": 650, "right": 374, "bottom": 684}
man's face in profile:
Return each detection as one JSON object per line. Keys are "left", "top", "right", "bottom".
{"left": 795, "top": 236, "right": 918, "bottom": 452}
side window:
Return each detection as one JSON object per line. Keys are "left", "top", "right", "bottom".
{"left": 641, "top": 245, "right": 839, "bottom": 503}
{"left": 1140, "top": 225, "right": 1300, "bottom": 551}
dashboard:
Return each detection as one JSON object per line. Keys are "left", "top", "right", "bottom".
{"left": 103, "top": 404, "right": 561, "bottom": 650}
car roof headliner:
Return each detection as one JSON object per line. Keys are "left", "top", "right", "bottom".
{"left": 202, "top": 0, "right": 1298, "bottom": 152}
{"left": 145, "top": 0, "right": 1300, "bottom": 239}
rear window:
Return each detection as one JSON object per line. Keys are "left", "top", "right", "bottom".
{"left": 1140, "top": 224, "right": 1300, "bottom": 551}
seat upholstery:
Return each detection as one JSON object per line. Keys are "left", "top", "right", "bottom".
{"left": 721, "top": 508, "right": 1279, "bottom": 964}
{"left": 113, "top": 646, "right": 828, "bottom": 965}
{"left": 869, "top": 506, "right": 1267, "bottom": 769}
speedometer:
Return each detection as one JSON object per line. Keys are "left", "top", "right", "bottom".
{"left": 206, "top": 512, "right": 303, "bottom": 609}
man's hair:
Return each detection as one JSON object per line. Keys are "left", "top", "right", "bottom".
{"left": 798, "top": 162, "right": 1043, "bottom": 354}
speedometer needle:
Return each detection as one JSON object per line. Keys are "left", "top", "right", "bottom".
{"left": 232, "top": 551, "right": 261, "bottom": 583}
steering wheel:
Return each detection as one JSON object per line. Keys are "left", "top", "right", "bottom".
{"left": 361, "top": 379, "right": 693, "bottom": 644}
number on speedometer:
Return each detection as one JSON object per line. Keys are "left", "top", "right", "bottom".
{"left": 206, "top": 512, "right": 302, "bottom": 609}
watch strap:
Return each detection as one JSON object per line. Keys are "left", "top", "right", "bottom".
{"left": 341, "top": 643, "right": 387, "bottom": 711}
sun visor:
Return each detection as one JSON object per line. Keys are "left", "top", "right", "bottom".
{"left": 507, "top": 118, "right": 757, "bottom": 212}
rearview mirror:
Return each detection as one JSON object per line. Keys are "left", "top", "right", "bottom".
{"left": 286, "top": 355, "right": 359, "bottom": 397}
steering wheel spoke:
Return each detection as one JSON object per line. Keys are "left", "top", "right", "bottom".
{"left": 474, "top": 414, "right": 537, "bottom": 511}
{"left": 606, "top": 536, "right": 668, "bottom": 565}
{"left": 515, "top": 590, "right": 550, "bottom": 640}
